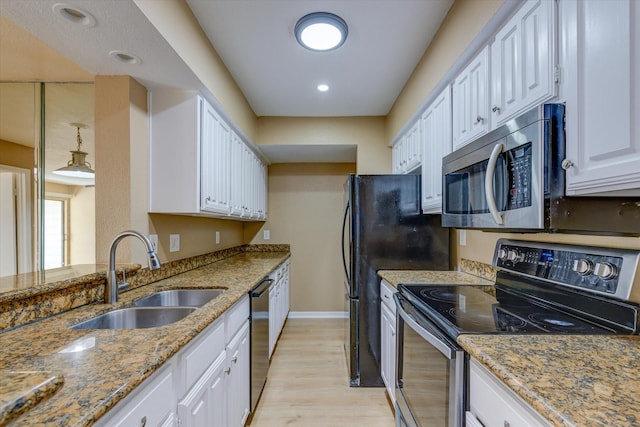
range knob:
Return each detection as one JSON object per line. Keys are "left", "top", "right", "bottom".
{"left": 506, "top": 250, "right": 524, "bottom": 263}
{"left": 497, "top": 248, "right": 509, "bottom": 261}
{"left": 572, "top": 259, "right": 594, "bottom": 276}
{"left": 594, "top": 262, "right": 618, "bottom": 280}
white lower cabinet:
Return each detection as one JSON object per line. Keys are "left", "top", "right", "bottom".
{"left": 379, "top": 280, "right": 397, "bottom": 405}
{"left": 269, "top": 259, "right": 290, "bottom": 359}
{"left": 95, "top": 295, "right": 250, "bottom": 427}
{"left": 469, "top": 358, "right": 550, "bottom": 427}
{"left": 94, "top": 364, "right": 176, "bottom": 427}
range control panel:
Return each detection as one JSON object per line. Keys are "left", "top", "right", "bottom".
{"left": 493, "top": 239, "right": 640, "bottom": 301}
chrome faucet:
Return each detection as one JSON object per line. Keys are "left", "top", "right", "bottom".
{"left": 105, "top": 230, "right": 161, "bottom": 304}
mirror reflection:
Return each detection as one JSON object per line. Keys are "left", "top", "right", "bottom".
{"left": 0, "top": 82, "right": 95, "bottom": 277}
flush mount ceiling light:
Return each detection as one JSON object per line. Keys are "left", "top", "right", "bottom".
{"left": 53, "top": 123, "right": 95, "bottom": 179}
{"left": 317, "top": 84, "right": 329, "bottom": 92}
{"left": 295, "top": 12, "right": 348, "bottom": 52}
{"left": 109, "top": 50, "right": 142, "bottom": 65}
{"left": 52, "top": 3, "right": 96, "bottom": 27}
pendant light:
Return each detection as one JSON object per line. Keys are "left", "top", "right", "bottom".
{"left": 53, "top": 123, "right": 95, "bottom": 178}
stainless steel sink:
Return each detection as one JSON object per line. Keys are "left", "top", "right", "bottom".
{"left": 70, "top": 307, "right": 196, "bottom": 330}
{"left": 132, "top": 289, "right": 225, "bottom": 308}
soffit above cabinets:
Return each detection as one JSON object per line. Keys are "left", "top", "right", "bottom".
{"left": 260, "top": 144, "right": 357, "bottom": 164}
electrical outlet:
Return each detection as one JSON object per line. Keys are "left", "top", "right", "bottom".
{"left": 169, "top": 234, "right": 180, "bottom": 252}
{"left": 215, "top": 231, "right": 220, "bottom": 244}
{"left": 263, "top": 229, "right": 270, "bottom": 240}
{"left": 149, "top": 234, "right": 158, "bottom": 252}
{"left": 459, "top": 229, "right": 466, "bottom": 246}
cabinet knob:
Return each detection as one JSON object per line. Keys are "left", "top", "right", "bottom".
{"left": 475, "top": 115, "right": 484, "bottom": 124}
{"left": 504, "top": 421, "right": 510, "bottom": 427}
{"left": 225, "top": 367, "right": 231, "bottom": 375}
{"left": 232, "top": 356, "right": 238, "bottom": 364}
{"left": 561, "top": 159, "right": 574, "bottom": 170}
{"left": 492, "top": 105, "right": 501, "bottom": 113}
{"left": 140, "top": 416, "right": 147, "bottom": 427}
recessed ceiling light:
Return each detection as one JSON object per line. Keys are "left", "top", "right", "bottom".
{"left": 295, "top": 12, "right": 348, "bottom": 52}
{"left": 52, "top": 3, "right": 96, "bottom": 27}
{"left": 109, "top": 50, "right": 142, "bottom": 65}
{"left": 317, "top": 84, "right": 329, "bottom": 92}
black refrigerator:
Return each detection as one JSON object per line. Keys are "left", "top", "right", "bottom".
{"left": 342, "top": 174, "right": 450, "bottom": 387}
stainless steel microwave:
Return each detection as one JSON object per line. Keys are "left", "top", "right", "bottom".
{"left": 441, "top": 104, "right": 640, "bottom": 234}
{"left": 442, "top": 104, "right": 560, "bottom": 230}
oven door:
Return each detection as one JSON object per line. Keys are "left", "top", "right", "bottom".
{"left": 395, "top": 293, "right": 465, "bottom": 427}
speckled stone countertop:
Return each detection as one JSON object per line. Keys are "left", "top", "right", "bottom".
{"left": 0, "top": 250, "right": 289, "bottom": 426}
{"left": 378, "top": 270, "right": 495, "bottom": 288}
{"left": 459, "top": 334, "right": 640, "bottom": 426}
{"left": 0, "top": 371, "right": 64, "bottom": 425}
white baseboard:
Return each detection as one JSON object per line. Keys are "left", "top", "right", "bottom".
{"left": 287, "top": 311, "right": 348, "bottom": 319}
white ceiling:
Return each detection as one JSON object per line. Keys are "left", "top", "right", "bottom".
{"left": 187, "top": 0, "right": 454, "bottom": 117}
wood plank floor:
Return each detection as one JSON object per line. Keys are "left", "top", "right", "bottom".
{"left": 248, "top": 318, "right": 396, "bottom": 427}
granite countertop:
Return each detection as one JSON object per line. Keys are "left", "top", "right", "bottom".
{"left": 0, "top": 251, "right": 289, "bottom": 426}
{"left": 378, "top": 269, "right": 495, "bottom": 288}
{"left": 459, "top": 334, "right": 640, "bottom": 427}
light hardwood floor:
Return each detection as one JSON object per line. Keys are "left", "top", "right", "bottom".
{"left": 248, "top": 318, "right": 396, "bottom": 427}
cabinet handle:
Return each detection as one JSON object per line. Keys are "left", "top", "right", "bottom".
{"left": 225, "top": 367, "right": 231, "bottom": 375}
{"left": 504, "top": 421, "right": 510, "bottom": 427}
{"left": 384, "top": 294, "right": 390, "bottom": 299}
{"left": 206, "top": 197, "right": 211, "bottom": 201}
{"left": 140, "top": 416, "right": 147, "bottom": 427}
{"left": 475, "top": 115, "right": 484, "bottom": 124}
{"left": 492, "top": 105, "right": 501, "bottom": 113}
{"left": 561, "top": 159, "right": 574, "bottom": 170}
{"left": 232, "top": 356, "right": 238, "bottom": 364}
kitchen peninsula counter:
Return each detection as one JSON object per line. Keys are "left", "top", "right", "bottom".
{"left": 0, "top": 248, "right": 289, "bottom": 426}
{"left": 459, "top": 334, "right": 640, "bottom": 427}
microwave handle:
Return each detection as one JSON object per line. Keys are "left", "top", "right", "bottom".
{"left": 485, "top": 143, "right": 504, "bottom": 225}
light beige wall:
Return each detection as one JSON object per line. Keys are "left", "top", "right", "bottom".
{"left": 246, "top": 163, "right": 356, "bottom": 312}
{"left": 70, "top": 186, "right": 95, "bottom": 264}
{"left": 257, "top": 116, "right": 390, "bottom": 174}
{"left": 0, "top": 139, "right": 33, "bottom": 169}
{"left": 133, "top": 0, "right": 257, "bottom": 142}
{"left": 386, "top": 0, "right": 504, "bottom": 142}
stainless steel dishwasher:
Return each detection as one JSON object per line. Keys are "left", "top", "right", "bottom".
{"left": 250, "top": 277, "right": 273, "bottom": 412}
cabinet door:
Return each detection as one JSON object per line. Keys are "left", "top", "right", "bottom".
{"left": 405, "top": 120, "right": 422, "bottom": 173}
{"left": 201, "top": 100, "right": 231, "bottom": 214}
{"left": 452, "top": 46, "right": 489, "bottom": 149}
{"left": 392, "top": 140, "right": 403, "bottom": 174}
{"left": 560, "top": 0, "right": 640, "bottom": 196}
{"left": 269, "top": 284, "right": 277, "bottom": 358}
{"left": 178, "top": 351, "right": 227, "bottom": 427}
{"left": 380, "top": 302, "right": 396, "bottom": 405}
{"left": 490, "top": 0, "right": 556, "bottom": 127}
{"left": 227, "top": 322, "right": 251, "bottom": 427}
{"left": 229, "top": 132, "right": 244, "bottom": 216}
{"left": 421, "top": 86, "right": 452, "bottom": 213}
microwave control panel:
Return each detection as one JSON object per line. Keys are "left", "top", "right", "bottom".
{"left": 493, "top": 240, "right": 640, "bottom": 301}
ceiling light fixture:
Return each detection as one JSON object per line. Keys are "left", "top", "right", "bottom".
{"left": 53, "top": 124, "right": 95, "bottom": 179}
{"left": 109, "top": 50, "right": 142, "bottom": 65}
{"left": 317, "top": 84, "right": 329, "bottom": 92}
{"left": 295, "top": 12, "right": 348, "bottom": 52}
{"left": 52, "top": 3, "right": 96, "bottom": 27}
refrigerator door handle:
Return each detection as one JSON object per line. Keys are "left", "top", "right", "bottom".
{"left": 341, "top": 201, "right": 350, "bottom": 285}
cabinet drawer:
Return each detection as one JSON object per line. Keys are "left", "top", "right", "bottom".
{"left": 226, "top": 294, "right": 250, "bottom": 341}
{"left": 469, "top": 358, "right": 550, "bottom": 427}
{"left": 182, "top": 317, "right": 225, "bottom": 391}
{"left": 380, "top": 280, "right": 396, "bottom": 313}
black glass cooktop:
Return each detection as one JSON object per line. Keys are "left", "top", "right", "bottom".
{"left": 398, "top": 284, "right": 615, "bottom": 338}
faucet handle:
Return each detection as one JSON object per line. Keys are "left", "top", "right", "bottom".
{"left": 118, "top": 270, "right": 130, "bottom": 292}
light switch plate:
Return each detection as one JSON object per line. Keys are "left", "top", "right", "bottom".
{"left": 215, "top": 231, "right": 220, "bottom": 244}
{"left": 459, "top": 229, "right": 466, "bottom": 246}
{"left": 263, "top": 229, "right": 270, "bottom": 240}
{"left": 169, "top": 234, "right": 180, "bottom": 252}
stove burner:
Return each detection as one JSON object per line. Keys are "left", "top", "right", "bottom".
{"left": 420, "top": 288, "right": 457, "bottom": 303}
{"left": 528, "top": 313, "right": 580, "bottom": 330}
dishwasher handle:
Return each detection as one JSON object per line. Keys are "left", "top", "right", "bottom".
{"left": 251, "top": 278, "right": 274, "bottom": 297}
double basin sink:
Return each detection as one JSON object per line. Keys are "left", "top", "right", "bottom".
{"left": 70, "top": 289, "right": 225, "bottom": 330}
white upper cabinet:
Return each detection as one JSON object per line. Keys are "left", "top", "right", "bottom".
{"left": 392, "top": 120, "right": 422, "bottom": 174}
{"left": 560, "top": 0, "right": 640, "bottom": 196}
{"left": 452, "top": 46, "right": 490, "bottom": 149}
{"left": 149, "top": 90, "right": 268, "bottom": 220}
{"left": 490, "top": 0, "right": 556, "bottom": 128}
{"left": 421, "top": 86, "right": 452, "bottom": 213}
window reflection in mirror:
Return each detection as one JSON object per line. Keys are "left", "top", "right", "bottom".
{"left": 0, "top": 82, "right": 95, "bottom": 277}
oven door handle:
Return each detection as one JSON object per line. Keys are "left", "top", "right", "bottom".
{"left": 485, "top": 142, "right": 504, "bottom": 225}
{"left": 395, "top": 295, "right": 456, "bottom": 359}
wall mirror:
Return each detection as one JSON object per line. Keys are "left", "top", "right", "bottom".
{"left": 0, "top": 81, "right": 95, "bottom": 278}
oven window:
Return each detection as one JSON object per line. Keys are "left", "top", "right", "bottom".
{"left": 398, "top": 320, "right": 452, "bottom": 426}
